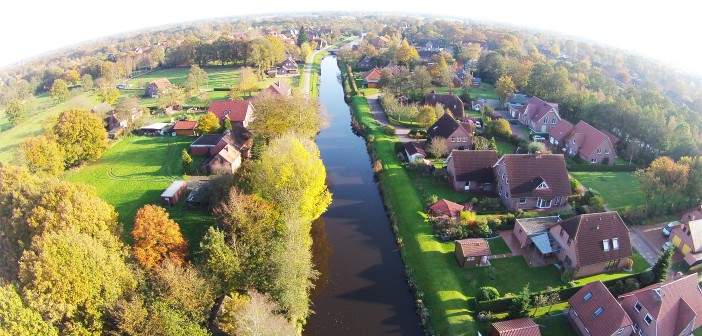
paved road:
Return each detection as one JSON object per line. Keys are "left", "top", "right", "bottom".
{"left": 302, "top": 49, "right": 323, "bottom": 94}
{"left": 629, "top": 228, "right": 658, "bottom": 266}
{"left": 366, "top": 93, "right": 413, "bottom": 143}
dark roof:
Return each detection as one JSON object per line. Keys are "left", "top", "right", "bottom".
{"left": 491, "top": 318, "right": 541, "bottom": 336}
{"left": 515, "top": 216, "right": 560, "bottom": 236}
{"left": 499, "top": 154, "right": 570, "bottom": 198}
{"left": 280, "top": 58, "right": 297, "bottom": 70}
{"left": 447, "top": 150, "right": 498, "bottom": 183}
{"left": 404, "top": 142, "right": 426, "bottom": 157}
{"left": 424, "top": 92, "right": 464, "bottom": 118}
{"left": 568, "top": 281, "right": 632, "bottom": 336}
{"left": 191, "top": 134, "right": 224, "bottom": 147}
{"left": 221, "top": 125, "right": 253, "bottom": 151}
{"left": 427, "top": 113, "right": 464, "bottom": 139}
{"left": 558, "top": 212, "right": 632, "bottom": 266}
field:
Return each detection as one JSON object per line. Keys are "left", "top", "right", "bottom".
{"left": 127, "top": 67, "right": 242, "bottom": 88}
{"left": 65, "top": 135, "right": 212, "bottom": 251}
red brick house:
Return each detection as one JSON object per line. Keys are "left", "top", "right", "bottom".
{"left": 208, "top": 99, "right": 255, "bottom": 128}
{"left": 445, "top": 150, "right": 498, "bottom": 192}
{"left": 619, "top": 274, "right": 702, "bottom": 336}
{"left": 210, "top": 125, "right": 253, "bottom": 159}
{"left": 454, "top": 238, "right": 491, "bottom": 267}
{"left": 493, "top": 154, "right": 570, "bottom": 210}
{"left": 555, "top": 120, "right": 617, "bottom": 165}
{"left": 200, "top": 144, "right": 241, "bottom": 175}
{"left": 172, "top": 120, "right": 198, "bottom": 136}
{"left": 509, "top": 96, "right": 561, "bottom": 133}
{"left": 265, "top": 79, "right": 292, "bottom": 96}
{"left": 361, "top": 68, "right": 382, "bottom": 88}
{"left": 427, "top": 114, "right": 472, "bottom": 150}
{"left": 550, "top": 212, "right": 632, "bottom": 278}
{"left": 145, "top": 78, "right": 174, "bottom": 98}
{"left": 670, "top": 219, "right": 702, "bottom": 266}
{"left": 369, "top": 36, "right": 390, "bottom": 49}
{"left": 567, "top": 280, "right": 633, "bottom": 336}
{"left": 491, "top": 318, "right": 542, "bottom": 336}
{"left": 356, "top": 55, "right": 374, "bottom": 69}
{"left": 547, "top": 120, "right": 573, "bottom": 147}
{"left": 424, "top": 91, "right": 464, "bottom": 119}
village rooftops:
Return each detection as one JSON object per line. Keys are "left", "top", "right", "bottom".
{"left": 403, "top": 142, "right": 426, "bottom": 157}
{"left": 496, "top": 154, "right": 570, "bottom": 199}
{"left": 139, "top": 123, "right": 170, "bottom": 131}
{"left": 427, "top": 113, "right": 467, "bottom": 139}
{"left": 516, "top": 216, "right": 560, "bottom": 236}
{"left": 208, "top": 100, "right": 253, "bottom": 122}
{"left": 161, "top": 180, "right": 187, "bottom": 198}
{"left": 446, "top": 150, "right": 498, "bottom": 184}
{"left": 429, "top": 199, "right": 464, "bottom": 218}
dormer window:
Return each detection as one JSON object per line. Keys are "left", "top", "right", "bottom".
{"left": 572, "top": 139, "right": 576, "bottom": 145}
{"left": 544, "top": 117, "right": 549, "bottom": 124}
{"left": 552, "top": 118, "right": 557, "bottom": 124}
{"left": 597, "top": 148, "right": 602, "bottom": 154}
{"left": 537, "top": 181, "right": 548, "bottom": 189}
{"left": 605, "top": 149, "right": 610, "bottom": 155}
{"left": 603, "top": 239, "right": 610, "bottom": 251}
{"left": 612, "top": 238, "right": 619, "bottom": 250}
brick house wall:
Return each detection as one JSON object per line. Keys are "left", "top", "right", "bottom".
{"left": 447, "top": 128, "right": 472, "bottom": 150}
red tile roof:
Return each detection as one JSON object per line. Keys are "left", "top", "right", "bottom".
{"left": 564, "top": 120, "right": 614, "bottom": 158}
{"left": 429, "top": 199, "right": 464, "bottom": 217}
{"left": 491, "top": 318, "right": 541, "bottom": 336}
{"left": 558, "top": 212, "right": 632, "bottom": 266}
{"left": 149, "top": 78, "right": 173, "bottom": 89}
{"left": 600, "top": 129, "right": 620, "bottom": 146}
{"left": 361, "top": 68, "right": 382, "bottom": 81}
{"left": 455, "top": 238, "right": 491, "bottom": 257}
{"left": 518, "top": 96, "right": 559, "bottom": 123}
{"left": 499, "top": 154, "right": 570, "bottom": 199}
{"left": 266, "top": 79, "right": 292, "bottom": 96}
{"left": 619, "top": 274, "right": 702, "bottom": 336}
{"left": 547, "top": 120, "right": 573, "bottom": 143}
{"left": 447, "top": 150, "right": 498, "bottom": 184}
{"left": 173, "top": 120, "right": 197, "bottom": 130}
{"left": 208, "top": 100, "right": 253, "bottom": 122}
{"left": 568, "top": 281, "right": 632, "bottom": 336}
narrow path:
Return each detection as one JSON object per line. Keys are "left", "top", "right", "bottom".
{"left": 302, "top": 45, "right": 336, "bottom": 94}
{"left": 366, "top": 93, "right": 413, "bottom": 143}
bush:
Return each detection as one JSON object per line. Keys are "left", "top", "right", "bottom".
{"left": 384, "top": 125, "right": 396, "bottom": 136}
{"left": 639, "top": 270, "right": 655, "bottom": 286}
{"left": 394, "top": 141, "right": 405, "bottom": 153}
{"left": 624, "top": 278, "right": 640, "bottom": 292}
{"left": 477, "top": 287, "right": 500, "bottom": 301}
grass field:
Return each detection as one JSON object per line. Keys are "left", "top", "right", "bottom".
{"left": 65, "top": 135, "right": 213, "bottom": 252}
{"left": 127, "top": 67, "right": 242, "bottom": 88}
{"left": 487, "top": 237, "right": 511, "bottom": 255}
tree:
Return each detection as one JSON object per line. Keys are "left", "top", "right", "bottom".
{"left": 297, "top": 27, "right": 308, "bottom": 47}
{"left": 156, "top": 88, "right": 185, "bottom": 109}
{"left": 429, "top": 55, "right": 449, "bottom": 83}
{"left": 17, "top": 136, "right": 65, "bottom": 175}
{"left": 394, "top": 40, "right": 420, "bottom": 66}
{"left": 250, "top": 91, "right": 328, "bottom": 140}
{"left": 300, "top": 42, "right": 312, "bottom": 61}
{"left": 239, "top": 67, "right": 259, "bottom": 97}
{"left": 184, "top": 64, "right": 208, "bottom": 96}
{"left": 651, "top": 245, "right": 673, "bottom": 283}
{"left": 224, "top": 117, "right": 233, "bottom": 131}
{"left": 49, "top": 78, "right": 69, "bottom": 103}
{"left": 495, "top": 76, "right": 516, "bottom": 103}
{"left": 132, "top": 204, "right": 188, "bottom": 270}
{"left": 488, "top": 137, "right": 497, "bottom": 151}
{"left": 486, "top": 119, "right": 512, "bottom": 138}
{"left": 182, "top": 149, "right": 192, "bottom": 174}
{"left": 218, "top": 291, "right": 296, "bottom": 336}
{"left": 64, "top": 69, "right": 80, "bottom": 85}
{"left": 195, "top": 111, "right": 220, "bottom": 134}
{"left": 411, "top": 66, "right": 432, "bottom": 96}
{"left": 679, "top": 156, "right": 702, "bottom": 206}
{"left": 150, "top": 46, "right": 166, "bottom": 68}
{"left": 52, "top": 108, "right": 108, "bottom": 166}
{"left": 0, "top": 284, "right": 58, "bottom": 335}
{"left": 114, "top": 96, "right": 141, "bottom": 122}
{"left": 464, "top": 43, "right": 482, "bottom": 62}
{"left": 98, "top": 87, "right": 120, "bottom": 104}
{"left": 152, "top": 261, "right": 214, "bottom": 323}
{"left": 81, "top": 73, "right": 94, "bottom": 91}
{"left": 417, "top": 105, "right": 437, "bottom": 127}
{"left": 508, "top": 284, "right": 531, "bottom": 319}
{"left": 427, "top": 136, "right": 449, "bottom": 158}
{"left": 476, "top": 286, "right": 499, "bottom": 301}
{"left": 570, "top": 177, "right": 584, "bottom": 195}
{"left": 635, "top": 156, "right": 688, "bottom": 214}
{"left": 200, "top": 227, "right": 241, "bottom": 294}
{"left": 19, "top": 229, "right": 135, "bottom": 334}
{"left": 527, "top": 141, "right": 546, "bottom": 153}
{"left": 5, "top": 99, "right": 27, "bottom": 126}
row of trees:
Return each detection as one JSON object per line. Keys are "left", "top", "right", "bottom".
{"left": 636, "top": 155, "right": 702, "bottom": 215}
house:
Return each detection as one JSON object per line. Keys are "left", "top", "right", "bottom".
{"left": 547, "top": 120, "right": 573, "bottom": 147}
{"left": 472, "top": 77, "right": 482, "bottom": 87}
{"left": 601, "top": 129, "right": 621, "bottom": 148}
{"left": 513, "top": 216, "right": 561, "bottom": 249}
{"left": 560, "top": 120, "right": 617, "bottom": 165}
{"left": 172, "top": 120, "right": 198, "bottom": 136}
{"left": 567, "top": 281, "right": 633, "bottom": 336}
{"left": 360, "top": 68, "right": 382, "bottom": 88}
{"left": 508, "top": 96, "right": 561, "bottom": 133}
{"left": 619, "top": 274, "right": 702, "bottom": 336}
{"left": 266, "top": 66, "right": 278, "bottom": 78}
{"left": 429, "top": 199, "right": 465, "bottom": 221}
{"left": 454, "top": 238, "right": 491, "bottom": 267}
{"left": 161, "top": 180, "right": 188, "bottom": 206}
{"left": 105, "top": 112, "right": 127, "bottom": 139}
{"left": 145, "top": 78, "right": 173, "bottom": 98}
{"left": 277, "top": 58, "right": 298, "bottom": 75}
{"left": 452, "top": 76, "right": 463, "bottom": 88}
{"left": 426, "top": 114, "right": 472, "bottom": 150}
{"left": 404, "top": 142, "right": 427, "bottom": 163}
{"left": 670, "top": 219, "right": 702, "bottom": 266}
{"left": 383, "top": 62, "right": 401, "bottom": 76}
{"left": 550, "top": 212, "right": 633, "bottom": 278}
{"left": 418, "top": 50, "right": 440, "bottom": 63}
{"left": 190, "top": 134, "right": 225, "bottom": 156}
{"left": 210, "top": 125, "right": 253, "bottom": 159}
{"left": 356, "top": 55, "right": 374, "bottom": 69}
{"left": 312, "top": 37, "right": 327, "bottom": 49}
{"left": 91, "top": 102, "right": 113, "bottom": 115}
{"left": 424, "top": 91, "right": 464, "bottom": 119}
{"left": 208, "top": 99, "right": 255, "bottom": 127}
{"left": 265, "top": 79, "right": 292, "bottom": 96}
{"left": 491, "top": 318, "right": 542, "bottom": 336}
{"left": 200, "top": 144, "right": 242, "bottom": 175}
{"left": 680, "top": 204, "right": 702, "bottom": 223}
{"left": 445, "top": 150, "right": 498, "bottom": 192}
{"left": 493, "top": 154, "right": 570, "bottom": 210}
{"left": 369, "top": 36, "right": 390, "bottom": 49}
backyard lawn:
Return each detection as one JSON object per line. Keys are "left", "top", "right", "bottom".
{"left": 487, "top": 237, "right": 511, "bottom": 255}
{"left": 469, "top": 83, "right": 499, "bottom": 100}
{"left": 495, "top": 138, "right": 517, "bottom": 156}
{"left": 65, "top": 135, "right": 213, "bottom": 252}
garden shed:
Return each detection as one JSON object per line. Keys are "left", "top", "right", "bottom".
{"left": 454, "top": 238, "right": 491, "bottom": 267}
{"left": 160, "top": 180, "right": 188, "bottom": 206}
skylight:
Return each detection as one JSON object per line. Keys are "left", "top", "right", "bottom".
{"left": 594, "top": 307, "right": 604, "bottom": 317}
{"left": 583, "top": 292, "right": 592, "bottom": 301}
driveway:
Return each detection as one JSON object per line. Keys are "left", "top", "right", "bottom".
{"left": 366, "top": 93, "right": 412, "bottom": 143}
{"left": 631, "top": 222, "right": 684, "bottom": 265}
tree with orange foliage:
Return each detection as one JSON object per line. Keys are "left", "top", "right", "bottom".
{"left": 132, "top": 205, "right": 188, "bottom": 269}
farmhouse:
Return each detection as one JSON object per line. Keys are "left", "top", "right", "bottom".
{"left": 210, "top": 125, "right": 253, "bottom": 159}
{"left": 491, "top": 318, "right": 542, "bottom": 336}
{"left": 161, "top": 180, "right": 188, "bottom": 206}
{"left": 509, "top": 96, "right": 561, "bottom": 133}
{"left": 145, "top": 78, "right": 174, "bottom": 98}
{"left": 403, "top": 142, "right": 427, "bottom": 163}
{"left": 567, "top": 280, "right": 633, "bottom": 336}
{"left": 445, "top": 150, "right": 498, "bottom": 192}
{"left": 277, "top": 58, "right": 298, "bottom": 75}
{"left": 424, "top": 91, "right": 464, "bottom": 119}
{"left": 208, "top": 99, "right": 255, "bottom": 127}
{"left": 360, "top": 68, "right": 382, "bottom": 88}
{"left": 670, "top": 219, "right": 702, "bottom": 266}
{"left": 427, "top": 114, "right": 472, "bottom": 150}
{"left": 264, "top": 79, "right": 292, "bottom": 96}
{"left": 172, "top": 120, "right": 198, "bottom": 136}
{"left": 553, "top": 120, "right": 617, "bottom": 165}
{"left": 493, "top": 154, "right": 570, "bottom": 210}
{"left": 454, "top": 238, "right": 491, "bottom": 267}
{"left": 200, "top": 144, "right": 242, "bottom": 175}
{"left": 618, "top": 274, "right": 702, "bottom": 336}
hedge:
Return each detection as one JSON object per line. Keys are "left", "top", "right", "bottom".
{"left": 567, "top": 164, "right": 641, "bottom": 172}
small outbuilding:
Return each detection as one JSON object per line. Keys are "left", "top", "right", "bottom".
{"left": 429, "top": 199, "right": 465, "bottom": 223}
{"left": 491, "top": 318, "right": 541, "bottom": 336}
{"left": 138, "top": 123, "right": 171, "bottom": 135}
{"left": 190, "top": 134, "right": 225, "bottom": 156}
{"left": 404, "top": 142, "right": 427, "bottom": 163}
{"left": 161, "top": 180, "right": 188, "bottom": 206}
{"left": 173, "top": 120, "right": 198, "bottom": 136}
{"left": 454, "top": 238, "right": 491, "bottom": 267}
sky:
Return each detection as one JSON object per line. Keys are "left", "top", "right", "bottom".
{"left": 1, "top": 0, "right": 700, "bottom": 76}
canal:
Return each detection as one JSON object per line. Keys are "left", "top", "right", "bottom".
{"left": 306, "top": 55, "right": 422, "bottom": 335}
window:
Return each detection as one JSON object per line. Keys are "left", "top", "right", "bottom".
{"left": 463, "top": 137, "right": 468, "bottom": 142}
{"left": 505, "top": 192, "right": 509, "bottom": 198}
{"left": 466, "top": 257, "right": 475, "bottom": 261}
{"left": 613, "top": 238, "right": 619, "bottom": 250}
{"left": 537, "top": 182, "right": 548, "bottom": 189}
{"left": 537, "top": 198, "right": 552, "bottom": 208}
{"left": 590, "top": 158, "right": 597, "bottom": 163}
{"left": 565, "top": 255, "right": 572, "bottom": 266}
{"left": 638, "top": 329, "right": 644, "bottom": 336}
{"left": 594, "top": 307, "right": 604, "bottom": 317}
{"left": 451, "top": 137, "right": 456, "bottom": 142}
{"left": 597, "top": 148, "right": 602, "bottom": 154}
{"left": 552, "top": 118, "right": 557, "bottom": 124}
{"left": 583, "top": 292, "right": 592, "bottom": 301}
{"left": 634, "top": 301, "right": 642, "bottom": 312}
{"left": 605, "top": 149, "right": 610, "bottom": 154}
{"left": 544, "top": 117, "right": 549, "bottom": 124}
{"left": 560, "top": 228, "right": 564, "bottom": 237}
{"left": 567, "top": 238, "right": 572, "bottom": 246}
{"left": 617, "top": 328, "right": 625, "bottom": 334}
{"left": 603, "top": 239, "right": 610, "bottom": 251}
{"left": 519, "top": 197, "right": 527, "bottom": 204}
{"left": 572, "top": 139, "right": 576, "bottom": 144}
{"left": 644, "top": 314, "right": 653, "bottom": 325}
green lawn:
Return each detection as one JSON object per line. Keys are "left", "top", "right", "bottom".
{"left": 409, "top": 171, "right": 474, "bottom": 205}
{"left": 65, "top": 135, "right": 213, "bottom": 252}
{"left": 127, "top": 66, "right": 242, "bottom": 89}
{"left": 570, "top": 171, "right": 686, "bottom": 213}
{"left": 495, "top": 139, "right": 517, "bottom": 156}
{"left": 536, "top": 312, "right": 576, "bottom": 336}
{"left": 469, "top": 83, "right": 499, "bottom": 100}
{"left": 487, "top": 237, "right": 511, "bottom": 255}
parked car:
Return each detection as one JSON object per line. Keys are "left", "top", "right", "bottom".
{"left": 532, "top": 135, "right": 545, "bottom": 141}
{"left": 662, "top": 221, "right": 680, "bottom": 237}
{"left": 662, "top": 241, "right": 673, "bottom": 251}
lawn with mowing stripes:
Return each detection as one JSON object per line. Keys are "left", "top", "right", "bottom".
{"left": 127, "top": 67, "right": 241, "bottom": 88}
{"left": 65, "top": 135, "right": 213, "bottom": 252}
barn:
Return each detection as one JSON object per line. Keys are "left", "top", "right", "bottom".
{"left": 160, "top": 180, "right": 188, "bottom": 206}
